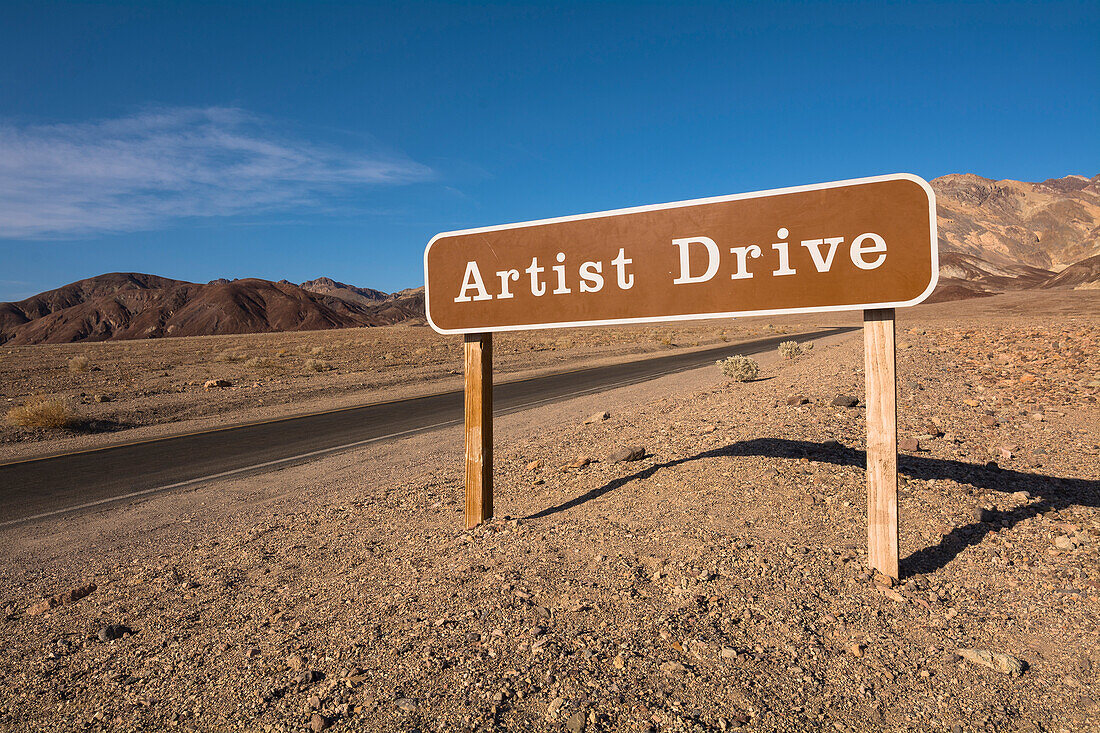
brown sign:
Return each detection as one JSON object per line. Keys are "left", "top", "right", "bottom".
{"left": 424, "top": 174, "right": 937, "bottom": 334}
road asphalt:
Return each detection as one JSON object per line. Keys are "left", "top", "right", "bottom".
{"left": 0, "top": 327, "right": 856, "bottom": 525}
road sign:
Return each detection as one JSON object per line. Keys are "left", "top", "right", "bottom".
{"left": 425, "top": 174, "right": 937, "bottom": 334}
{"left": 427, "top": 173, "right": 938, "bottom": 580}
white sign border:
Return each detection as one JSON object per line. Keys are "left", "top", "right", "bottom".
{"left": 423, "top": 173, "right": 938, "bottom": 335}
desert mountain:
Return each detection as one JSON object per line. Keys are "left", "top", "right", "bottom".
{"left": 929, "top": 173, "right": 1100, "bottom": 297}
{"left": 298, "top": 277, "right": 389, "bottom": 306}
{"left": 0, "top": 275, "right": 425, "bottom": 345}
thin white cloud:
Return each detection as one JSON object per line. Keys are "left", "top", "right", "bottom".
{"left": 0, "top": 107, "right": 434, "bottom": 238}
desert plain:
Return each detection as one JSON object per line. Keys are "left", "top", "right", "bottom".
{"left": 0, "top": 290, "right": 1097, "bottom": 732}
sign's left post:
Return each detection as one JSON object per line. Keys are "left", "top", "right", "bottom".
{"left": 464, "top": 333, "right": 493, "bottom": 528}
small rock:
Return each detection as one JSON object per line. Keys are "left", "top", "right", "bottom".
{"left": 93, "top": 394, "right": 110, "bottom": 403}
{"left": 308, "top": 695, "right": 321, "bottom": 710}
{"left": 395, "top": 697, "right": 418, "bottom": 712}
{"left": 956, "top": 648, "right": 1026, "bottom": 675}
{"left": 1012, "top": 491, "right": 1031, "bottom": 501}
{"left": 1054, "top": 535, "right": 1079, "bottom": 551}
{"left": 204, "top": 379, "right": 232, "bottom": 390}
{"left": 880, "top": 588, "right": 906, "bottom": 603}
{"left": 720, "top": 647, "right": 738, "bottom": 659}
{"left": 659, "top": 661, "right": 687, "bottom": 673}
{"left": 584, "top": 411, "right": 610, "bottom": 424}
{"left": 568, "top": 455, "right": 592, "bottom": 469}
{"left": 62, "top": 583, "right": 97, "bottom": 604}
{"left": 565, "top": 711, "right": 587, "bottom": 733}
{"left": 972, "top": 506, "right": 994, "bottom": 523}
{"left": 873, "top": 572, "right": 896, "bottom": 588}
{"left": 287, "top": 654, "right": 306, "bottom": 671}
{"left": 607, "top": 446, "right": 646, "bottom": 463}
{"left": 546, "top": 696, "right": 565, "bottom": 720}
{"left": 526, "top": 460, "right": 543, "bottom": 471}
{"left": 309, "top": 713, "right": 328, "bottom": 731}
{"left": 899, "top": 437, "right": 921, "bottom": 452}
{"left": 847, "top": 643, "right": 864, "bottom": 658}
{"left": 97, "top": 624, "right": 132, "bottom": 642}
{"left": 831, "top": 395, "right": 859, "bottom": 408}
{"left": 612, "top": 653, "right": 626, "bottom": 669}
{"left": 786, "top": 395, "right": 809, "bottom": 406}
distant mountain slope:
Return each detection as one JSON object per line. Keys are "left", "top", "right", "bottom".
{"left": 0, "top": 275, "right": 423, "bottom": 345}
{"left": 1040, "top": 253, "right": 1100, "bottom": 290}
{"left": 0, "top": 273, "right": 189, "bottom": 339}
{"left": 298, "top": 277, "right": 389, "bottom": 306}
{"left": 931, "top": 173, "right": 1100, "bottom": 273}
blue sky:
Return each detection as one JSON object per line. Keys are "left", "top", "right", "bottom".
{"left": 1, "top": 0, "right": 1097, "bottom": 301}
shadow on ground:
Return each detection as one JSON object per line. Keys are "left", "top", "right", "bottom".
{"left": 526, "top": 438, "right": 1099, "bottom": 578}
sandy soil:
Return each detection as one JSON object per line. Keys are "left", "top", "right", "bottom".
{"left": 0, "top": 291, "right": 1098, "bottom": 732}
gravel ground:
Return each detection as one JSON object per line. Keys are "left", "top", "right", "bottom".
{"left": 0, "top": 297, "right": 1097, "bottom": 732}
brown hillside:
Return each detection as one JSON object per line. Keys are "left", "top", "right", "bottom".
{"left": 1040, "top": 253, "right": 1100, "bottom": 290}
{"left": 0, "top": 276, "right": 421, "bottom": 345}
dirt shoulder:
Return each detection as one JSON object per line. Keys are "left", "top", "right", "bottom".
{"left": 0, "top": 292, "right": 1097, "bottom": 732}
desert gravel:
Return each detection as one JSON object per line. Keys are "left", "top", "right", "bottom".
{"left": 0, "top": 296, "right": 1097, "bottom": 732}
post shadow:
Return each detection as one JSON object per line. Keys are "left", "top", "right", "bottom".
{"left": 525, "top": 438, "right": 1098, "bottom": 577}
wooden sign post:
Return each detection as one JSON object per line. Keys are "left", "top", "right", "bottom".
{"left": 464, "top": 333, "right": 493, "bottom": 529}
{"left": 430, "top": 174, "right": 936, "bottom": 579}
{"left": 864, "top": 308, "right": 898, "bottom": 578}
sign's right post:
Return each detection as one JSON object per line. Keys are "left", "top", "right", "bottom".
{"left": 864, "top": 308, "right": 899, "bottom": 579}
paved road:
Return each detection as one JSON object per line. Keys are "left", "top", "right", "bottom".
{"left": 0, "top": 327, "right": 856, "bottom": 525}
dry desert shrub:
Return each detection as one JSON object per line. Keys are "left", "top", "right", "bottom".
{"left": 243, "top": 356, "right": 275, "bottom": 369}
{"left": 303, "top": 358, "right": 333, "bottom": 373}
{"left": 778, "top": 340, "right": 803, "bottom": 359}
{"left": 214, "top": 351, "right": 245, "bottom": 363}
{"left": 717, "top": 355, "right": 759, "bottom": 382}
{"left": 68, "top": 355, "right": 91, "bottom": 373}
{"left": 7, "top": 395, "right": 72, "bottom": 428}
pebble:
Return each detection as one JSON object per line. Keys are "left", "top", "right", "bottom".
{"left": 203, "top": 379, "right": 232, "bottom": 390}
{"left": 584, "top": 411, "right": 610, "bottom": 424}
{"left": 607, "top": 446, "right": 646, "bottom": 463}
{"left": 546, "top": 696, "right": 565, "bottom": 720}
{"left": 97, "top": 624, "right": 132, "bottom": 642}
{"left": 1054, "top": 535, "right": 1079, "bottom": 551}
{"left": 956, "top": 648, "right": 1027, "bottom": 675}
{"left": 566, "top": 711, "right": 587, "bottom": 733}
{"left": 786, "top": 395, "right": 809, "bottom": 406}
{"left": 899, "top": 437, "right": 921, "bottom": 452}
{"left": 972, "top": 506, "right": 994, "bottom": 523}
{"left": 831, "top": 395, "right": 859, "bottom": 408}
{"left": 395, "top": 697, "right": 418, "bottom": 712}
{"left": 309, "top": 713, "right": 328, "bottom": 731}
{"left": 526, "top": 459, "right": 542, "bottom": 471}
{"left": 287, "top": 654, "right": 306, "bottom": 671}
{"left": 567, "top": 455, "right": 592, "bottom": 469}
